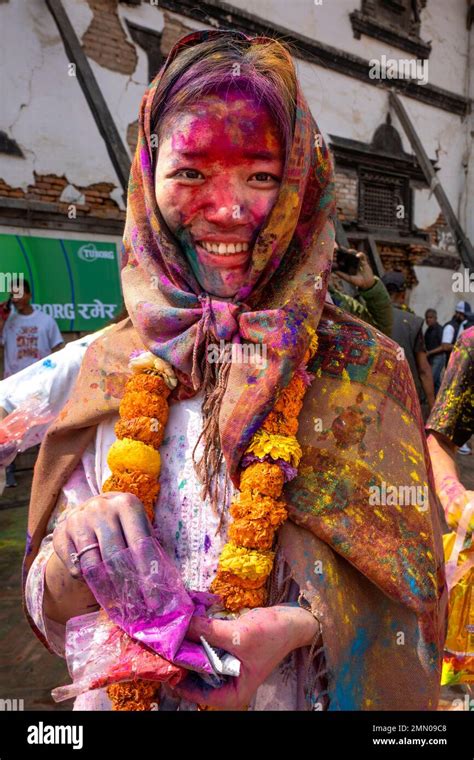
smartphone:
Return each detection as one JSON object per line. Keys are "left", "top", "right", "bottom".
{"left": 333, "top": 247, "right": 360, "bottom": 276}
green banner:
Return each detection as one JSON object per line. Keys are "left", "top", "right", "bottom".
{"left": 0, "top": 234, "right": 123, "bottom": 331}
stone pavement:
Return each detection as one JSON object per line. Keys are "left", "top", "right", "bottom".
{"left": 0, "top": 444, "right": 473, "bottom": 712}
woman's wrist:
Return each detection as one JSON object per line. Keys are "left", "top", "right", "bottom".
{"left": 273, "top": 603, "right": 320, "bottom": 650}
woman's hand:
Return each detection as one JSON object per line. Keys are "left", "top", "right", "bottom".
{"left": 44, "top": 492, "right": 153, "bottom": 625}
{"left": 52, "top": 491, "right": 153, "bottom": 580}
{"left": 172, "top": 604, "right": 319, "bottom": 709}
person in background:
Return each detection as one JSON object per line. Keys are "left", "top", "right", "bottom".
{"left": 0, "top": 279, "right": 63, "bottom": 486}
{"left": 424, "top": 308, "right": 444, "bottom": 395}
{"left": 458, "top": 302, "right": 474, "bottom": 338}
{"left": 426, "top": 326, "right": 474, "bottom": 530}
{"left": 381, "top": 271, "right": 435, "bottom": 419}
{"left": 328, "top": 248, "right": 393, "bottom": 337}
{"left": 438, "top": 301, "right": 471, "bottom": 362}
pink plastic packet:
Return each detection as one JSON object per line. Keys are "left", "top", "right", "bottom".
{"left": 52, "top": 610, "right": 187, "bottom": 702}
{"left": 0, "top": 396, "right": 55, "bottom": 452}
{"left": 82, "top": 534, "right": 218, "bottom": 672}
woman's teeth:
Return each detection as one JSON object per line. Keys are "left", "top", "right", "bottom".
{"left": 199, "top": 241, "right": 249, "bottom": 255}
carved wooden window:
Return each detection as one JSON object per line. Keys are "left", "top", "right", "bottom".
{"left": 350, "top": 0, "right": 431, "bottom": 58}
{"left": 358, "top": 169, "right": 411, "bottom": 231}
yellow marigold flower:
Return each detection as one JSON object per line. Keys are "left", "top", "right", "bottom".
{"left": 119, "top": 391, "right": 169, "bottom": 423}
{"left": 239, "top": 462, "right": 284, "bottom": 498}
{"left": 228, "top": 518, "right": 276, "bottom": 550}
{"left": 218, "top": 542, "right": 274, "bottom": 581}
{"left": 107, "top": 438, "right": 161, "bottom": 477}
{"left": 210, "top": 578, "right": 267, "bottom": 612}
{"left": 125, "top": 373, "right": 171, "bottom": 399}
{"left": 115, "top": 416, "right": 165, "bottom": 449}
{"left": 246, "top": 430, "right": 302, "bottom": 467}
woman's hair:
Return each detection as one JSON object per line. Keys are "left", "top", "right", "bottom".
{"left": 150, "top": 36, "right": 297, "bottom": 165}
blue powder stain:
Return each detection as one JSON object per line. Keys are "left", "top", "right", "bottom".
{"left": 42, "top": 359, "right": 56, "bottom": 369}
{"left": 178, "top": 479, "right": 187, "bottom": 490}
{"left": 175, "top": 520, "right": 183, "bottom": 542}
{"left": 329, "top": 626, "right": 371, "bottom": 710}
{"left": 204, "top": 534, "right": 211, "bottom": 553}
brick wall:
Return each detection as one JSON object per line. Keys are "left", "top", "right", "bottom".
{"left": 334, "top": 167, "right": 358, "bottom": 223}
{"left": 82, "top": 0, "right": 137, "bottom": 75}
{"left": 0, "top": 173, "right": 124, "bottom": 221}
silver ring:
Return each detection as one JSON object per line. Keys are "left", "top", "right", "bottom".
{"left": 70, "top": 542, "right": 100, "bottom": 566}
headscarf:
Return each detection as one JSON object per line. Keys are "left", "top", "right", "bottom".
{"left": 120, "top": 29, "right": 335, "bottom": 505}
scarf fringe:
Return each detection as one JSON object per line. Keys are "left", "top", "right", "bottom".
{"left": 267, "top": 549, "right": 330, "bottom": 711}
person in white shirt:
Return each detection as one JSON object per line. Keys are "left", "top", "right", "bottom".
{"left": 0, "top": 279, "right": 64, "bottom": 485}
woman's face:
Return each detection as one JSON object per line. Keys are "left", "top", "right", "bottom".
{"left": 154, "top": 91, "right": 284, "bottom": 298}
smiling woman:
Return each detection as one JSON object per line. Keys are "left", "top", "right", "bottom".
{"left": 22, "top": 29, "right": 446, "bottom": 713}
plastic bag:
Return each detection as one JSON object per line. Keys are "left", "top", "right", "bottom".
{"left": 52, "top": 610, "right": 186, "bottom": 702}
{"left": 441, "top": 500, "right": 474, "bottom": 685}
{"left": 82, "top": 534, "right": 218, "bottom": 672}
{"left": 0, "top": 395, "right": 55, "bottom": 456}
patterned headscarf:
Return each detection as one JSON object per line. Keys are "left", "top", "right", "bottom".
{"left": 120, "top": 29, "right": 335, "bottom": 499}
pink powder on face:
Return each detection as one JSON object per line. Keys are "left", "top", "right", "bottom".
{"left": 154, "top": 93, "right": 284, "bottom": 297}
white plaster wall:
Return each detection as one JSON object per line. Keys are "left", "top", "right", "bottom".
{"left": 410, "top": 265, "right": 474, "bottom": 325}
{"left": 228, "top": 0, "right": 470, "bottom": 96}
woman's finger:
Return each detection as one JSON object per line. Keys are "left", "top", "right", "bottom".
{"left": 187, "top": 615, "right": 240, "bottom": 654}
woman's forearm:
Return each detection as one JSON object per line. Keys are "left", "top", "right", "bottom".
{"left": 44, "top": 550, "right": 99, "bottom": 625}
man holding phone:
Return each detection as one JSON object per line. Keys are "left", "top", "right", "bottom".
{"left": 329, "top": 245, "right": 393, "bottom": 337}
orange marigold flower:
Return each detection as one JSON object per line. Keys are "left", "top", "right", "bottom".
{"left": 107, "top": 681, "right": 159, "bottom": 711}
{"left": 228, "top": 518, "right": 276, "bottom": 550}
{"left": 231, "top": 491, "right": 288, "bottom": 527}
{"left": 216, "top": 570, "right": 267, "bottom": 589}
{"left": 239, "top": 462, "right": 284, "bottom": 498}
{"left": 261, "top": 410, "right": 299, "bottom": 436}
{"left": 273, "top": 375, "right": 306, "bottom": 415}
{"left": 210, "top": 578, "right": 267, "bottom": 612}
{"left": 115, "top": 416, "right": 165, "bottom": 449}
{"left": 125, "top": 373, "right": 171, "bottom": 399}
{"left": 119, "top": 391, "right": 169, "bottom": 423}
{"left": 102, "top": 472, "right": 160, "bottom": 520}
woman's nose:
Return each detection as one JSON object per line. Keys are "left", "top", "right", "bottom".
{"left": 204, "top": 204, "right": 243, "bottom": 225}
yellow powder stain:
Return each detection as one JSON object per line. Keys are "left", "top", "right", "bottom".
{"left": 401, "top": 413, "right": 411, "bottom": 425}
{"left": 378, "top": 449, "right": 384, "bottom": 460}
{"left": 426, "top": 550, "right": 433, "bottom": 560}
{"left": 407, "top": 455, "right": 418, "bottom": 465}
{"left": 367, "top": 403, "right": 376, "bottom": 411}
{"left": 410, "top": 470, "right": 420, "bottom": 482}
{"left": 374, "top": 509, "right": 387, "bottom": 520}
{"left": 401, "top": 442, "right": 422, "bottom": 461}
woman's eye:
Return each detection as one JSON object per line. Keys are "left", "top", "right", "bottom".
{"left": 174, "top": 169, "right": 204, "bottom": 180}
{"left": 249, "top": 172, "right": 280, "bottom": 183}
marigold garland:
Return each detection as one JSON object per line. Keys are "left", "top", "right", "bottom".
{"left": 102, "top": 351, "right": 177, "bottom": 711}
{"left": 101, "top": 327, "right": 317, "bottom": 710}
